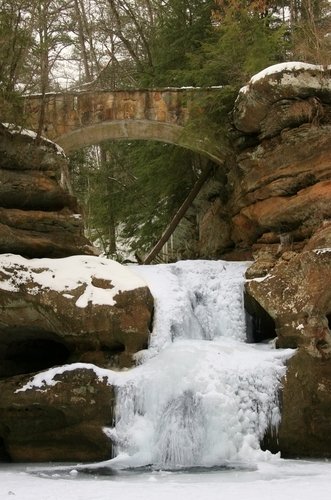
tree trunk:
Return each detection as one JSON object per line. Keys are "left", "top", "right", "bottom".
{"left": 143, "top": 165, "right": 214, "bottom": 264}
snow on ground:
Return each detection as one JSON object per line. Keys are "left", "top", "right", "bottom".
{"left": 0, "top": 254, "right": 147, "bottom": 308}
{"left": 0, "top": 460, "right": 331, "bottom": 500}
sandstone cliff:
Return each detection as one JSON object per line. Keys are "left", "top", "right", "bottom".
{"left": 0, "top": 123, "right": 95, "bottom": 257}
{"left": 197, "top": 63, "right": 331, "bottom": 459}
{"left": 231, "top": 63, "right": 331, "bottom": 458}
{"left": 199, "top": 63, "right": 331, "bottom": 260}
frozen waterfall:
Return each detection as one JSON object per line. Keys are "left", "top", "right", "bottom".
{"left": 105, "top": 260, "right": 293, "bottom": 469}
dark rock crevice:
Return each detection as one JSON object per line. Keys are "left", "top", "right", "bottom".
{"left": 244, "top": 293, "right": 277, "bottom": 343}
{"left": 327, "top": 313, "right": 331, "bottom": 331}
{"left": 0, "top": 328, "right": 71, "bottom": 378}
{"left": 0, "top": 437, "right": 10, "bottom": 462}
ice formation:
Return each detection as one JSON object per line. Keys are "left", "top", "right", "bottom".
{"left": 105, "top": 260, "right": 294, "bottom": 469}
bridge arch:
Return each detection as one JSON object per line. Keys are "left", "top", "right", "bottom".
{"left": 55, "top": 119, "right": 223, "bottom": 165}
{"left": 22, "top": 88, "right": 226, "bottom": 165}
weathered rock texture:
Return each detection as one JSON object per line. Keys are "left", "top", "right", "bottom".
{"left": 0, "top": 254, "right": 153, "bottom": 462}
{"left": 245, "top": 234, "right": 331, "bottom": 457}
{"left": 198, "top": 63, "right": 331, "bottom": 260}
{"left": 0, "top": 254, "right": 153, "bottom": 377}
{"left": 202, "top": 63, "right": 331, "bottom": 458}
{"left": 0, "top": 124, "right": 155, "bottom": 463}
{"left": 0, "top": 367, "right": 114, "bottom": 462}
{"left": 0, "top": 123, "right": 94, "bottom": 257}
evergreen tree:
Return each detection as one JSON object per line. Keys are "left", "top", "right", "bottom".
{"left": 139, "top": 0, "right": 217, "bottom": 86}
{"left": 70, "top": 140, "right": 199, "bottom": 259}
{"left": 0, "top": 1, "right": 35, "bottom": 120}
{"left": 68, "top": 0, "right": 291, "bottom": 260}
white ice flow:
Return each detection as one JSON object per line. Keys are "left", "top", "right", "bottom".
{"left": 102, "top": 260, "right": 294, "bottom": 470}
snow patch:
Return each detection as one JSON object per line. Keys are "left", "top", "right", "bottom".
{"left": 314, "top": 248, "right": 331, "bottom": 255}
{"left": 1, "top": 122, "right": 66, "bottom": 156}
{"left": 249, "top": 273, "right": 271, "bottom": 283}
{"left": 250, "top": 62, "right": 330, "bottom": 85}
{"left": 0, "top": 254, "right": 147, "bottom": 308}
{"left": 2, "top": 459, "right": 331, "bottom": 500}
{"left": 239, "top": 85, "right": 249, "bottom": 94}
{"left": 15, "top": 363, "right": 119, "bottom": 393}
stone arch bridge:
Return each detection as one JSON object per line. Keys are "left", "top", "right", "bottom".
{"left": 22, "top": 88, "right": 225, "bottom": 164}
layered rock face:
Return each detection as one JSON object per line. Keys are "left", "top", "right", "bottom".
{"left": 224, "top": 64, "right": 331, "bottom": 458}
{"left": 0, "top": 254, "right": 153, "bottom": 375}
{"left": 199, "top": 63, "right": 331, "bottom": 259}
{"left": 246, "top": 243, "right": 331, "bottom": 457}
{"left": 0, "top": 123, "right": 95, "bottom": 257}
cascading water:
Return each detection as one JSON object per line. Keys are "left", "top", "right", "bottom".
{"left": 105, "top": 260, "right": 294, "bottom": 470}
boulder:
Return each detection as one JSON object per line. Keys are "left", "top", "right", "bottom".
{"left": 245, "top": 246, "right": 331, "bottom": 457}
{"left": 233, "top": 63, "right": 331, "bottom": 135}
{"left": 0, "top": 366, "right": 115, "bottom": 462}
{"left": 246, "top": 249, "right": 331, "bottom": 351}
{"left": 0, "top": 254, "right": 154, "bottom": 377}
{"left": 275, "top": 350, "right": 331, "bottom": 458}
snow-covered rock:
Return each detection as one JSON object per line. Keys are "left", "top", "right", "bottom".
{"left": 233, "top": 62, "right": 331, "bottom": 135}
{"left": 0, "top": 365, "right": 115, "bottom": 462}
{"left": 0, "top": 254, "right": 153, "bottom": 378}
{"left": 245, "top": 245, "right": 331, "bottom": 458}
